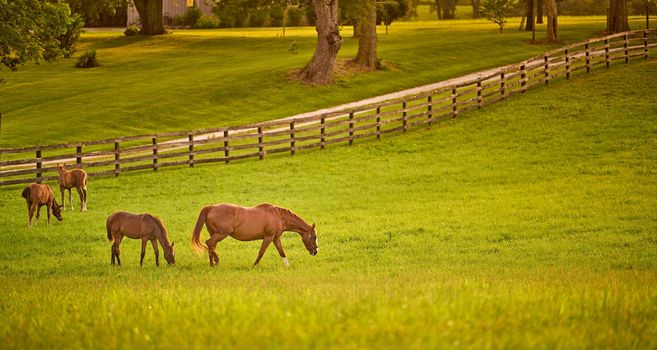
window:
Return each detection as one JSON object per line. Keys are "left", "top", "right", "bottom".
{"left": 187, "top": 0, "right": 194, "bottom": 7}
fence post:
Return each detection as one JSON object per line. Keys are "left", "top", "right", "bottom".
{"left": 258, "top": 127, "right": 264, "bottom": 160}
{"left": 500, "top": 71, "right": 506, "bottom": 98}
{"left": 76, "top": 145, "right": 82, "bottom": 165}
{"left": 565, "top": 48, "right": 570, "bottom": 80}
{"left": 585, "top": 43, "right": 591, "bottom": 73}
{"left": 477, "top": 79, "right": 482, "bottom": 108}
{"left": 605, "top": 38, "right": 610, "bottom": 68}
{"left": 644, "top": 30, "right": 649, "bottom": 59}
{"left": 376, "top": 107, "right": 381, "bottom": 140}
{"left": 520, "top": 64, "right": 527, "bottom": 94}
{"left": 349, "top": 111, "right": 355, "bottom": 143}
{"left": 544, "top": 53, "right": 550, "bottom": 85}
{"left": 290, "top": 121, "right": 296, "bottom": 155}
{"left": 402, "top": 102, "right": 408, "bottom": 132}
{"left": 35, "top": 147, "right": 42, "bottom": 183}
{"left": 451, "top": 87, "right": 458, "bottom": 117}
{"left": 320, "top": 117, "right": 326, "bottom": 149}
{"left": 624, "top": 34, "right": 629, "bottom": 63}
{"left": 223, "top": 130, "right": 230, "bottom": 164}
{"left": 186, "top": 134, "right": 194, "bottom": 167}
{"left": 152, "top": 137, "right": 158, "bottom": 171}
{"left": 114, "top": 140, "right": 120, "bottom": 177}
{"left": 427, "top": 95, "right": 433, "bottom": 126}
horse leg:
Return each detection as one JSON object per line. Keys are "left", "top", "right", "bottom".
{"left": 82, "top": 188, "right": 87, "bottom": 211}
{"left": 140, "top": 239, "right": 148, "bottom": 266}
{"left": 206, "top": 233, "right": 228, "bottom": 267}
{"left": 273, "top": 236, "right": 289, "bottom": 267}
{"left": 151, "top": 240, "right": 160, "bottom": 266}
{"left": 76, "top": 187, "right": 84, "bottom": 212}
{"left": 28, "top": 203, "right": 35, "bottom": 228}
{"left": 253, "top": 236, "right": 274, "bottom": 267}
{"left": 34, "top": 205, "right": 41, "bottom": 226}
{"left": 60, "top": 187, "right": 65, "bottom": 210}
{"left": 113, "top": 237, "right": 123, "bottom": 266}
{"left": 46, "top": 202, "right": 52, "bottom": 225}
{"left": 68, "top": 189, "right": 74, "bottom": 211}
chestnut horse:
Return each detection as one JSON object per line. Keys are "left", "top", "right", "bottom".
{"left": 191, "top": 203, "right": 318, "bottom": 267}
{"left": 21, "top": 183, "right": 63, "bottom": 227}
{"left": 106, "top": 211, "right": 176, "bottom": 266}
{"left": 56, "top": 164, "right": 88, "bottom": 211}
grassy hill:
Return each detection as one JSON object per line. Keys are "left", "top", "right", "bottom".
{"left": 0, "top": 54, "right": 655, "bottom": 348}
{"left": 1, "top": 17, "right": 651, "bottom": 148}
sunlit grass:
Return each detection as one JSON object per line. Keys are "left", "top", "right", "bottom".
{"left": 1, "top": 17, "right": 653, "bottom": 148}
{"left": 0, "top": 58, "right": 656, "bottom": 348}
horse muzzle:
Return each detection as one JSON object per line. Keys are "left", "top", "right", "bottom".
{"left": 311, "top": 249, "right": 318, "bottom": 256}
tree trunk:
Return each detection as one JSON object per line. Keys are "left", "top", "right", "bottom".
{"left": 435, "top": 0, "right": 442, "bottom": 19}
{"left": 471, "top": 0, "right": 480, "bottom": 19}
{"left": 442, "top": 0, "right": 456, "bottom": 19}
{"left": 536, "top": 0, "right": 543, "bottom": 24}
{"left": 608, "top": 0, "right": 630, "bottom": 33}
{"left": 546, "top": 0, "right": 557, "bottom": 43}
{"left": 525, "top": 0, "right": 534, "bottom": 31}
{"left": 355, "top": 0, "right": 377, "bottom": 69}
{"left": 298, "top": 0, "right": 342, "bottom": 85}
{"left": 353, "top": 19, "right": 359, "bottom": 38}
{"left": 133, "top": 0, "right": 164, "bottom": 35}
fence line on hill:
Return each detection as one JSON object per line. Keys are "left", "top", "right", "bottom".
{"left": 1, "top": 29, "right": 656, "bottom": 187}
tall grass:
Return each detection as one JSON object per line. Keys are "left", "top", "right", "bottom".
{"left": 1, "top": 59, "right": 655, "bottom": 348}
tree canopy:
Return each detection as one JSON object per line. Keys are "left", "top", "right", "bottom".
{"left": 1, "top": 0, "right": 74, "bottom": 71}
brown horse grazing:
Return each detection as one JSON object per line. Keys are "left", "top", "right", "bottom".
{"left": 191, "top": 203, "right": 318, "bottom": 267}
{"left": 56, "top": 163, "right": 88, "bottom": 211}
{"left": 106, "top": 211, "right": 176, "bottom": 266}
{"left": 21, "top": 183, "right": 63, "bottom": 227}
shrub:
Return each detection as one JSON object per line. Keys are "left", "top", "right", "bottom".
{"left": 59, "top": 13, "right": 84, "bottom": 58}
{"left": 76, "top": 50, "right": 100, "bottom": 68}
{"left": 286, "top": 7, "right": 304, "bottom": 27}
{"left": 194, "top": 15, "right": 220, "bottom": 29}
{"left": 185, "top": 7, "right": 202, "bottom": 26}
{"left": 124, "top": 25, "right": 139, "bottom": 36}
{"left": 249, "top": 9, "right": 268, "bottom": 27}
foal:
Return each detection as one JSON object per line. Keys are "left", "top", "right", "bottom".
{"left": 56, "top": 163, "right": 88, "bottom": 211}
{"left": 22, "top": 183, "right": 63, "bottom": 227}
{"left": 191, "top": 203, "right": 318, "bottom": 267}
{"left": 106, "top": 211, "right": 176, "bottom": 266}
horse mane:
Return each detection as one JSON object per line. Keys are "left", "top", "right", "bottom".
{"left": 275, "top": 206, "right": 310, "bottom": 232}
{"left": 146, "top": 214, "right": 172, "bottom": 246}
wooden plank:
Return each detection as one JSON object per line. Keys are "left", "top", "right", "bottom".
{"left": 223, "top": 130, "right": 230, "bottom": 164}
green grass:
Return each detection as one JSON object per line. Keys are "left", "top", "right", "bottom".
{"left": 1, "top": 17, "right": 653, "bottom": 148}
{"left": 1, "top": 56, "right": 656, "bottom": 348}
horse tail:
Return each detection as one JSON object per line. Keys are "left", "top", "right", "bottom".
{"left": 106, "top": 216, "right": 113, "bottom": 242}
{"left": 191, "top": 206, "right": 210, "bottom": 253}
{"left": 21, "top": 186, "right": 30, "bottom": 199}
{"left": 80, "top": 170, "right": 88, "bottom": 190}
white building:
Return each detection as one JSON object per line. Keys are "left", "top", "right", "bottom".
{"left": 127, "top": 0, "right": 214, "bottom": 26}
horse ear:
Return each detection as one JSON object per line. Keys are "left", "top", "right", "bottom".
{"left": 311, "top": 223, "right": 316, "bottom": 229}
{"left": 171, "top": 241, "right": 175, "bottom": 247}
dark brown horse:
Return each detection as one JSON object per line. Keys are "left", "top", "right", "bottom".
{"left": 106, "top": 211, "right": 176, "bottom": 266}
{"left": 191, "top": 203, "right": 318, "bottom": 267}
{"left": 22, "top": 183, "right": 63, "bottom": 227}
{"left": 57, "top": 163, "right": 88, "bottom": 211}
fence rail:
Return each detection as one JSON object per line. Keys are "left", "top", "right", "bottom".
{"left": 1, "top": 29, "right": 656, "bottom": 187}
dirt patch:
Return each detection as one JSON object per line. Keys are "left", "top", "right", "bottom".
{"left": 288, "top": 58, "right": 398, "bottom": 85}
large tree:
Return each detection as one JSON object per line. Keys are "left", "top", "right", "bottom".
{"left": 471, "top": 0, "right": 480, "bottom": 18}
{"left": 524, "top": 0, "right": 534, "bottom": 31}
{"left": 132, "top": 0, "right": 164, "bottom": 35}
{"left": 355, "top": 0, "right": 377, "bottom": 68}
{"left": 433, "top": 0, "right": 456, "bottom": 19}
{"left": 608, "top": 0, "right": 629, "bottom": 33}
{"left": 536, "top": 0, "right": 542, "bottom": 23}
{"left": 1, "top": 0, "right": 72, "bottom": 71}
{"left": 546, "top": 0, "right": 557, "bottom": 42}
{"left": 298, "top": 0, "right": 342, "bottom": 84}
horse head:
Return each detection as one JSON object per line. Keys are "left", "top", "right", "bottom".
{"left": 52, "top": 201, "right": 64, "bottom": 221}
{"left": 302, "top": 224, "right": 318, "bottom": 256}
{"left": 56, "top": 163, "right": 66, "bottom": 173}
{"left": 164, "top": 241, "right": 176, "bottom": 265}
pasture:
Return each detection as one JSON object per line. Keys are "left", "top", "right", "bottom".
{"left": 1, "top": 53, "right": 656, "bottom": 348}
{"left": 0, "top": 16, "right": 653, "bottom": 147}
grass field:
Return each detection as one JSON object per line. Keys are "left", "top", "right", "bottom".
{"left": 1, "top": 17, "right": 653, "bottom": 147}
{"left": 1, "top": 48, "right": 656, "bottom": 348}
